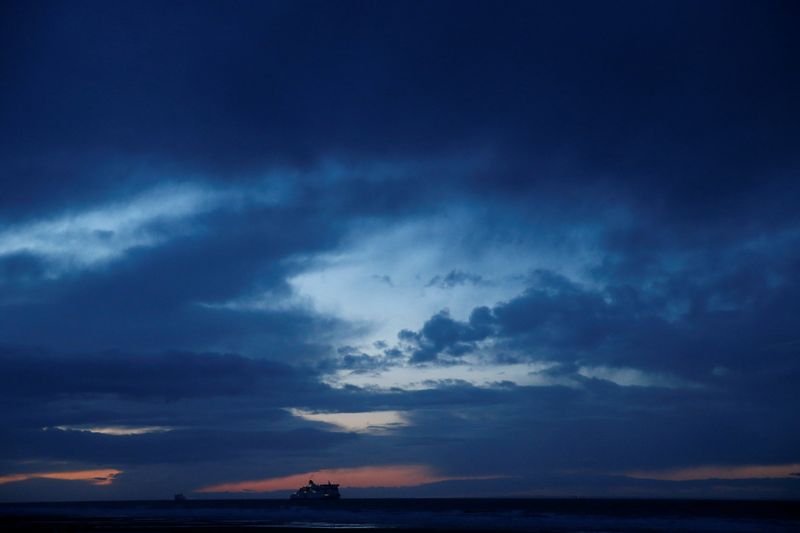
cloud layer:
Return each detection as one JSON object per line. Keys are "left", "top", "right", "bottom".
{"left": 0, "top": 0, "right": 798, "bottom": 501}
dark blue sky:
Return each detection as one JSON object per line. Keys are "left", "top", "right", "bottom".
{"left": 1, "top": 0, "right": 799, "bottom": 500}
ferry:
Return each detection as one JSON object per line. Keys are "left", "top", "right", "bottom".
{"left": 289, "top": 479, "right": 341, "bottom": 500}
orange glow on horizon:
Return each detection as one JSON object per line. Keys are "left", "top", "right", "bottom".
{"left": 0, "top": 468, "right": 122, "bottom": 486}
{"left": 197, "top": 464, "right": 504, "bottom": 493}
{"left": 624, "top": 463, "right": 800, "bottom": 481}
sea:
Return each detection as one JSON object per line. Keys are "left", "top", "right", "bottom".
{"left": 1, "top": 498, "right": 798, "bottom": 532}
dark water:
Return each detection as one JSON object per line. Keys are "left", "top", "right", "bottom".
{"left": 1, "top": 498, "right": 798, "bottom": 532}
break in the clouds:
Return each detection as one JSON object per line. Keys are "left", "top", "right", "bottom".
{"left": 1, "top": 0, "right": 799, "bottom": 501}
{"left": 0, "top": 183, "right": 219, "bottom": 271}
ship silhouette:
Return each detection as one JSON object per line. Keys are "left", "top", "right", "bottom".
{"left": 289, "top": 479, "right": 341, "bottom": 500}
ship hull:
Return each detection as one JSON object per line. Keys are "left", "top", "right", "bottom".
{"left": 289, "top": 493, "right": 340, "bottom": 500}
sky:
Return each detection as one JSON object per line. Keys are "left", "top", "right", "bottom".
{"left": 1, "top": 0, "right": 799, "bottom": 501}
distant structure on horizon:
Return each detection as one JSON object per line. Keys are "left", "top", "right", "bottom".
{"left": 289, "top": 479, "right": 341, "bottom": 500}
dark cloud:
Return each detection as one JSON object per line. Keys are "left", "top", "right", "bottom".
{"left": 426, "top": 270, "right": 484, "bottom": 289}
{"left": 0, "top": 253, "right": 47, "bottom": 289}
{"left": 1, "top": 2, "right": 797, "bottom": 217}
{"left": 0, "top": 427, "right": 355, "bottom": 466}
{"left": 371, "top": 275, "right": 394, "bottom": 287}
{"left": 401, "top": 307, "right": 494, "bottom": 363}
{"left": 0, "top": 197, "right": 359, "bottom": 357}
{"left": 0, "top": 345, "right": 363, "bottom": 485}
{"left": 404, "top": 254, "right": 800, "bottom": 388}
{"left": 0, "top": 346, "right": 312, "bottom": 401}
{"left": 333, "top": 345, "right": 392, "bottom": 374}
{"left": 389, "top": 251, "right": 800, "bottom": 481}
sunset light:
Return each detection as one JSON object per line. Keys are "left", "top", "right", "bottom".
{"left": 0, "top": 469, "right": 122, "bottom": 486}
{"left": 197, "top": 465, "right": 504, "bottom": 493}
{"left": 624, "top": 463, "right": 800, "bottom": 482}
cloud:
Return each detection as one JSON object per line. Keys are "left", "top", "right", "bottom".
{"left": 0, "top": 347, "right": 312, "bottom": 400}
{"left": 0, "top": 469, "right": 122, "bottom": 486}
{"left": 624, "top": 463, "right": 800, "bottom": 482}
{"left": 426, "top": 270, "right": 484, "bottom": 289}
{"left": 403, "top": 308, "right": 495, "bottom": 363}
{"left": 48, "top": 425, "right": 173, "bottom": 436}
{"left": 325, "top": 360, "right": 557, "bottom": 390}
{"left": 395, "top": 259, "right": 800, "bottom": 393}
{"left": 576, "top": 366, "right": 697, "bottom": 389}
{"left": 197, "top": 464, "right": 504, "bottom": 493}
{"left": 0, "top": 183, "right": 222, "bottom": 273}
{"left": 0, "top": 427, "right": 356, "bottom": 466}
{"left": 371, "top": 274, "right": 394, "bottom": 287}
{"left": 0, "top": 0, "right": 799, "bottom": 501}
{"left": 287, "top": 409, "right": 411, "bottom": 434}
{"left": 286, "top": 207, "right": 570, "bottom": 348}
